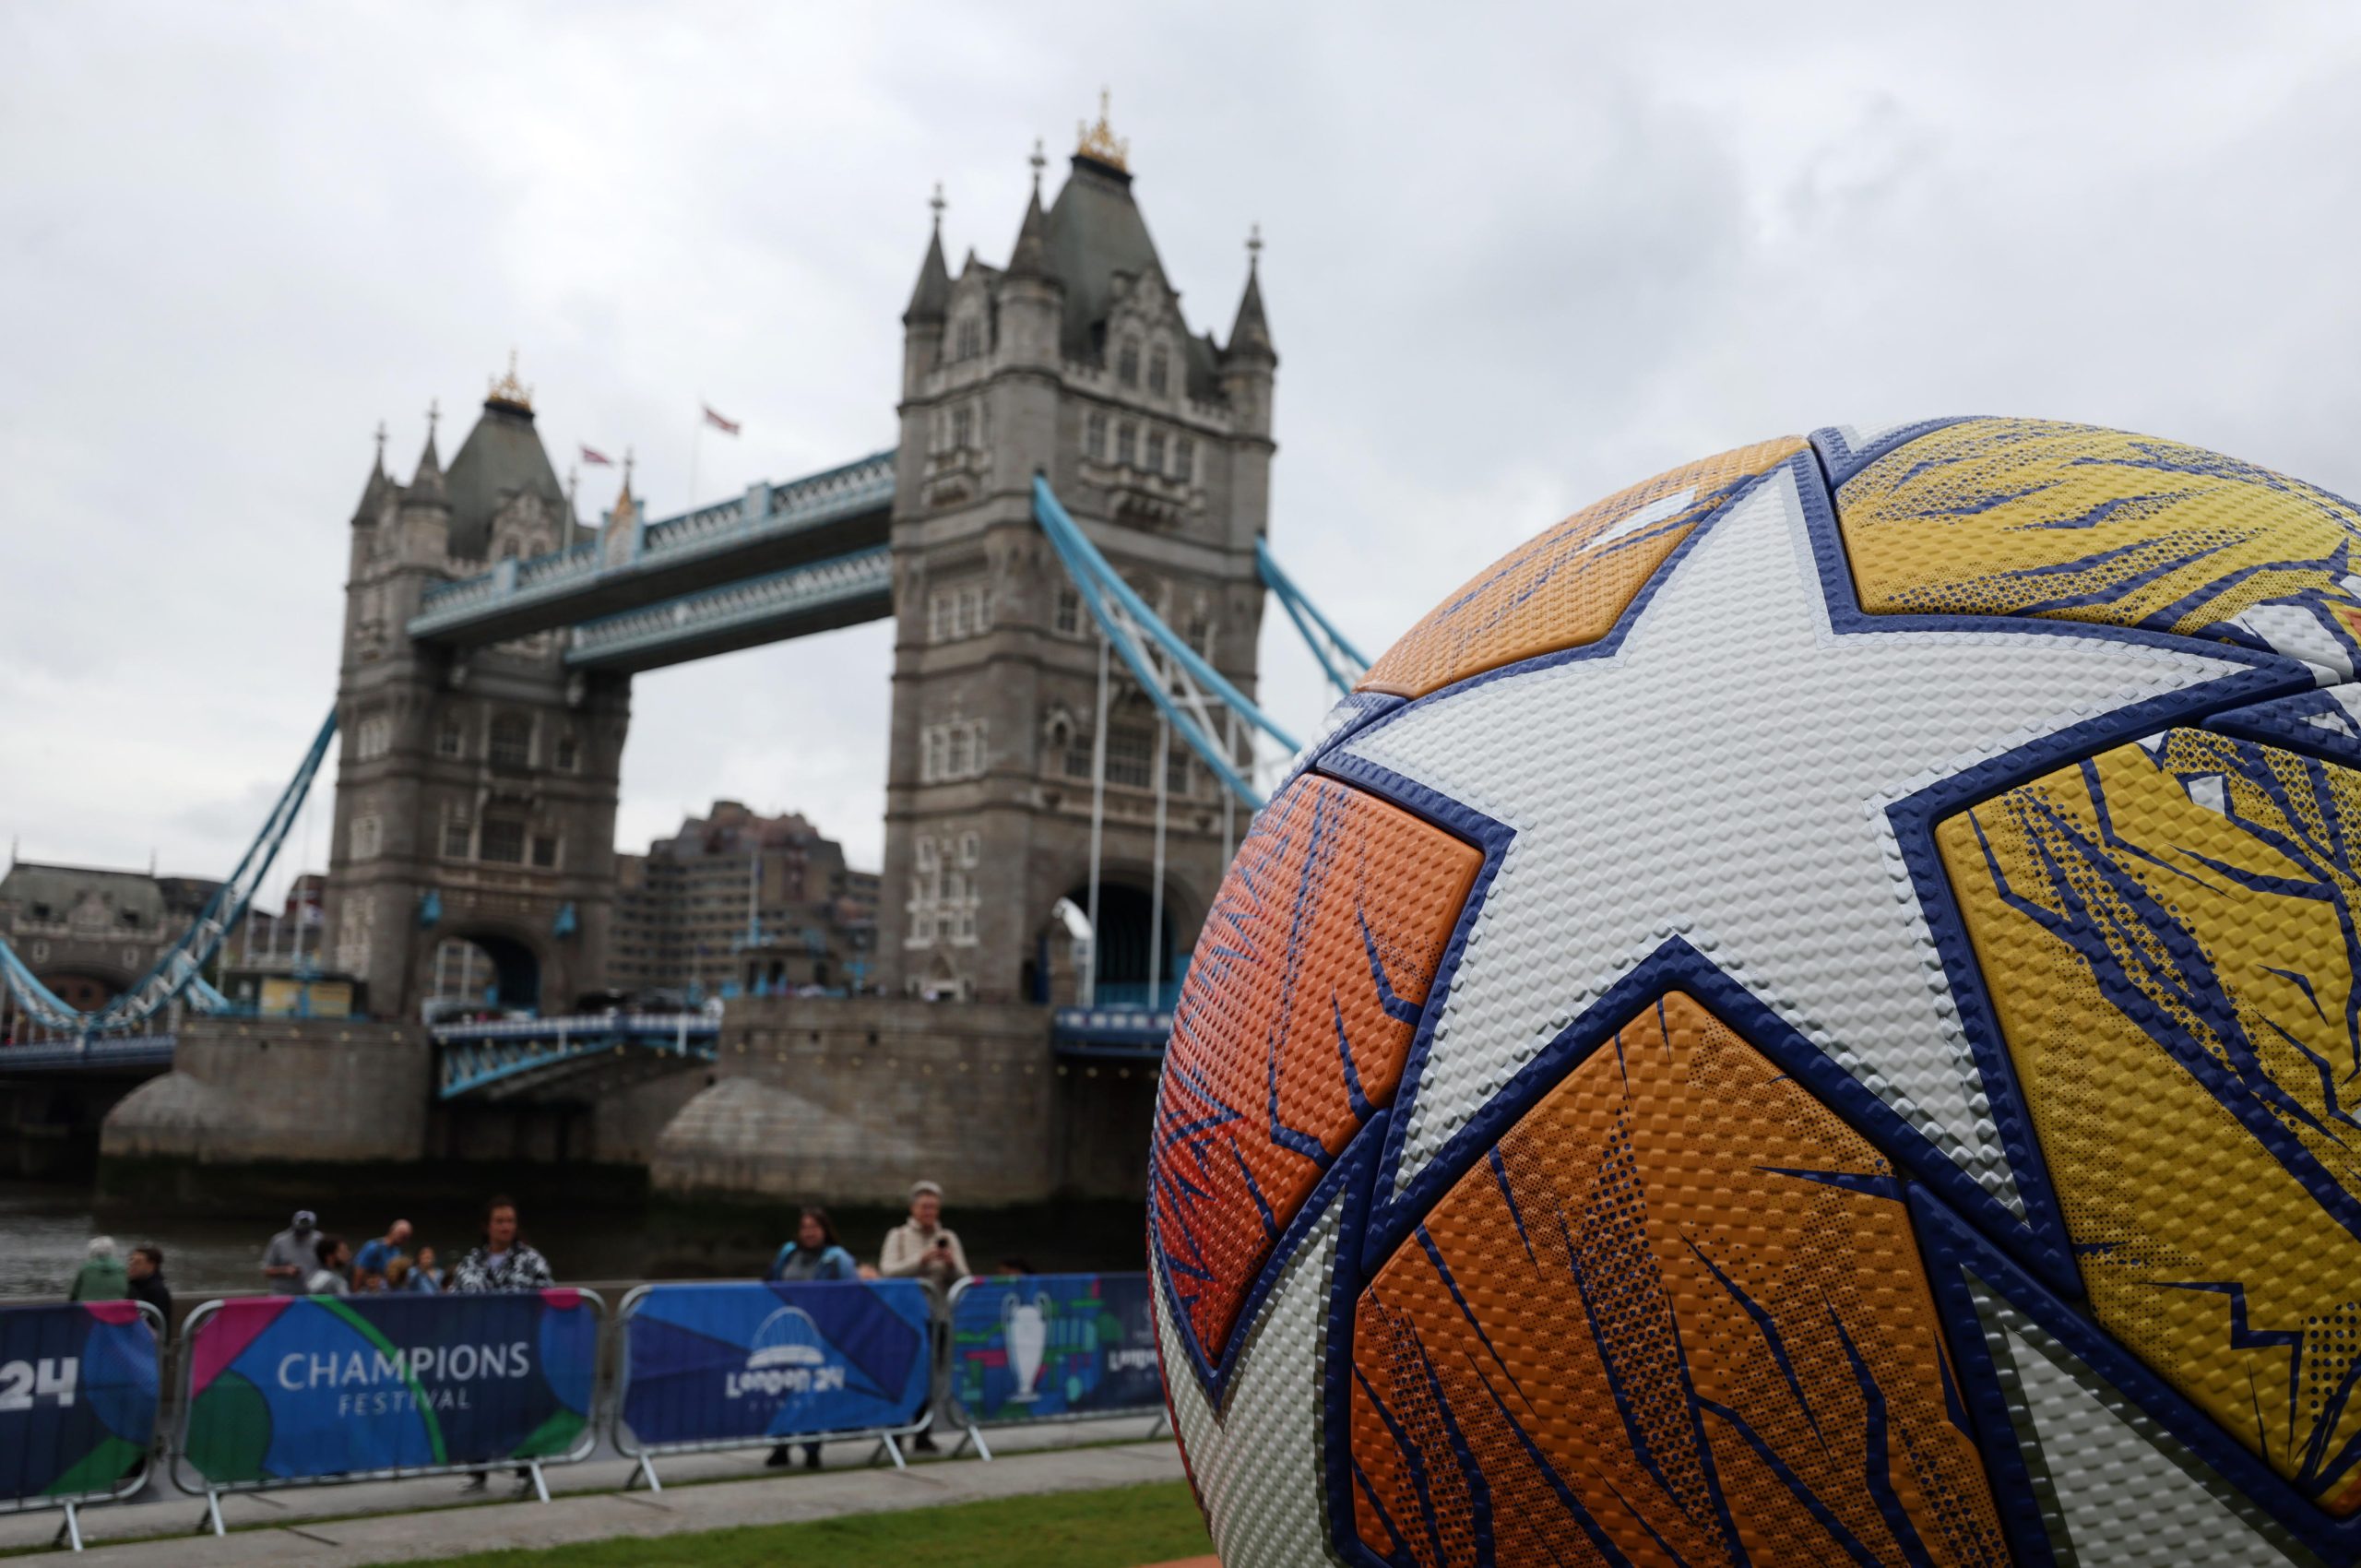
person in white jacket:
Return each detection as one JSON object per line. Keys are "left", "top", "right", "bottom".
{"left": 874, "top": 1181, "right": 970, "bottom": 1452}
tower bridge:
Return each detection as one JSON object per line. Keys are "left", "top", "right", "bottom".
{"left": 1, "top": 107, "right": 1363, "bottom": 1206}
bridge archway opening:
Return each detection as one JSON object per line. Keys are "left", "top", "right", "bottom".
{"left": 1056, "top": 880, "right": 1185, "bottom": 1009}
{"left": 427, "top": 933, "right": 540, "bottom": 1013}
{"left": 32, "top": 970, "right": 128, "bottom": 1015}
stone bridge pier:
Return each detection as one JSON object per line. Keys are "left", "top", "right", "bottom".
{"left": 649, "top": 996, "right": 1149, "bottom": 1206}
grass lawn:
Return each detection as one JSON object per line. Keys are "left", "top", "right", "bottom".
{"left": 430, "top": 1479, "right": 1210, "bottom": 1567}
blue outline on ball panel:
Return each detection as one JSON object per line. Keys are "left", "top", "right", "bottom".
{"left": 1910, "top": 1185, "right": 2359, "bottom": 1566}
{"left": 1152, "top": 1106, "right": 1390, "bottom": 1410}
{"left": 1275, "top": 691, "right": 1406, "bottom": 798}
{"left": 1809, "top": 419, "right": 1978, "bottom": 492}
{"left": 2208, "top": 689, "right": 2361, "bottom": 778}
{"left": 1322, "top": 446, "right": 2313, "bottom": 1303}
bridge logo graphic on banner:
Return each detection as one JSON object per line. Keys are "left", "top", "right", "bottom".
{"left": 949, "top": 1273, "right": 1162, "bottom": 1424}
{"left": 620, "top": 1280, "right": 930, "bottom": 1446}
{"left": 0, "top": 1301, "right": 160, "bottom": 1508}
{"left": 177, "top": 1290, "right": 598, "bottom": 1485}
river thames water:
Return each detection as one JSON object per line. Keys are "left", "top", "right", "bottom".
{"left": 0, "top": 1180, "right": 1148, "bottom": 1301}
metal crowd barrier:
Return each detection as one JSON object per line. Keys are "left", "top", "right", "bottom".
{"left": 0, "top": 1301, "right": 166, "bottom": 1551}
{"left": 943, "top": 1273, "right": 1168, "bottom": 1461}
{"left": 610, "top": 1280, "right": 936, "bottom": 1490}
{"left": 170, "top": 1289, "right": 606, "bottom": 1535}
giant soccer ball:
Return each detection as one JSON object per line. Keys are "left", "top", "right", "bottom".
{"left": 1149, "top": 418, "right": 2361, "bottom": 1567}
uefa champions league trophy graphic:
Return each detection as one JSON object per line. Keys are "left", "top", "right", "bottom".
{"left": 1003, "top": 1291, "right": 1051, "bottom": 1404}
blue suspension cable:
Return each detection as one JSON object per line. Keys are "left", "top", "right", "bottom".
{"left": 1256, "top": 538, "right": 1370, "bottom": 698}
{"left": 1033, "top": 478, "right": 1298, "bottom": 807}
{"left": 0, "top": 707, "right": 338, "bottom": 1037}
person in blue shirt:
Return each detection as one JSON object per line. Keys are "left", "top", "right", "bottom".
{"left": 352, "top": 1218, "right": 411, "bottom": 1281}
{"left": 767, "top": 1207, "right": 858, "bottom": 1285}
{"left": 765, "top": 1207, "right": 858, "bottom": 1472}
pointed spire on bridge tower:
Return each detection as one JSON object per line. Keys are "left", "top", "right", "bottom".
{"left": 904, "top": 184, "right": 952, "bottom": 326}
{"left": 410, "top": 398, "right": 446, "bottom": 497}
{"left": 1007, "top": 158, "right": 1052, "bottom": 280}
{"left": 1226, "top": 224, "right": 1275, "bottom": 365}
{"left": 352, "top": 420, "right": 393, "bottom": 524}
{"left": 1001, "top": 139, "right": 1062, "bottom": 365}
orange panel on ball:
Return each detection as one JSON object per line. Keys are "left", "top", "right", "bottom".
{"left": 1356, "top": 437, "right": 1805, "bottom": 699}
{"left": 1349, "top": 992, "right": 2007, "bottom": 1567}
{"left": 1152, "top": 774, "right": 1480, "bottom": 1361}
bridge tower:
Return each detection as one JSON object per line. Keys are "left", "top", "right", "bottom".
{"left": 879, "top": 105, "right": 1276, "bottom": 1004}
{"left": 324, "top": 366, "right": 629, "bottom": 1020}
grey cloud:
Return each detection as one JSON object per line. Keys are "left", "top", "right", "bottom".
{"left": 6, "top": 1, "right": 2361, "bottom": 888}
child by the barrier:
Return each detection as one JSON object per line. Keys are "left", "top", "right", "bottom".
{"left": 765, "top": 1207, "right": 860, "bottom": 1473}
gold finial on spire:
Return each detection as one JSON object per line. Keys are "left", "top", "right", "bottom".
{"left": 1029, "top": 137, "right": 1046, "bottom": 195}
{"left": 611, "top": 448, "right": 638, "bottom": 525}
{"left": 930, "top": 182, "right": 946, "bottom": 230}
{"left": 374, "top": 419, "right": 387, "bottom": 463}
{"left": 1075, "top": 87, "right": 1128, "bottom": 172}
{"left": 1247, "top": 221, "right": 1263, "bottom": 270}
{"left": 487, "top": 348, "right": 534, "bottom": 411}
{"left": 425, "top": 397, "right": 440, "bottom": 437}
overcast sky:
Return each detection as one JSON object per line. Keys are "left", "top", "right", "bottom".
{"left": 6, "top": 3, "right": 2361, "bottom": 898}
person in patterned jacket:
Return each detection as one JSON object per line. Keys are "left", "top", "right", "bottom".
{"left": 450, "top": 1195, "right": 553, "bottom": 1293}
{"left": 452, "top": 1194, "right": 556, "bottom": 1495}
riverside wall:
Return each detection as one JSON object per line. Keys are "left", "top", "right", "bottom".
{"left": 81, "top": 1000, "right": 1154, "bottom": 1209}
{"left": 101, "top": 1016, "right": 431, "bottom": 1165}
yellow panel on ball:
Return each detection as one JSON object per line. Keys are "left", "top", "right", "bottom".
{"left": 1839, "top": 418, "right": 2361, "bottom": 655}
{"left": 1358, "top": 436, "right": 1805, "bottom": 699}
{"left": 1940, "top": 730, "right": 2361, "bottom": 1513}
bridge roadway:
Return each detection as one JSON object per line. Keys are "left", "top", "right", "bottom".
{"left": 0, "top": 1005, "right": 1175, "bottom": 1096}
{"left": 406, "top": 449, "right": 896, "bottom": 654}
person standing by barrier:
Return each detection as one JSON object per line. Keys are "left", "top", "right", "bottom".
{"left": 765, "top": 1207, "right": 859, "bottom": 1472}
{"left": 68, "top": 1236, "right": 127, "bottom": 1301}
{"left": 126, "top": 1244, "right": 172, "bottom": 1325}
{"left": 453, "top": 1196, "right": 553, "bottom": 1495}
{"left": 352, "top": 1218, "right": 411, "bottom": 1281}
{"left": 305, "top": 1235, "right": 351, "bottom": 1296}
{"left": 451, "top": 1195, "right": 553, "bottom": 1292}
{"left": 409, "top": 1245, "right": 444, "bottom": 1291}
{"left": 878, "top": 1182, "right": 969, "bottom": 1453}
{"left": 261, "top": 1209, "right": 319, "bottom": 1295}
{"left": 768, "top": 1207, "right": 859, "bottom": 1284}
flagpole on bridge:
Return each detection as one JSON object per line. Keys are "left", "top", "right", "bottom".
{"left": 689, "top": 403, "right": 739, "bottom": 508}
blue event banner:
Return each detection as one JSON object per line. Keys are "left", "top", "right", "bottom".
{"left": 949, "top": 1273, "right": 1163, "bottom": 1425}
{"left": 177, "top": 1290, "right": 599, "bottom": 1487}
{"left": 620, "top": 1280, "right": 931, "bottom": 1448}
{"left": 0, "top": 1301, "right": 160, "bottom": 1507}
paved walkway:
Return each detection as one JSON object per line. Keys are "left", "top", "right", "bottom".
{"left": 0, "top": 1419, "right": 1183, "bottom": 1563}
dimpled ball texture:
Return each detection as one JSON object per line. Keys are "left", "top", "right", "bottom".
{"left": 1147, "top": 419, "right": 2361, "bottom": 1567}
